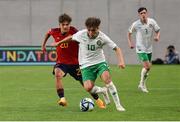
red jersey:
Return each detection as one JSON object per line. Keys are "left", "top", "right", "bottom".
{"left": 48, "top": 26, "right": 79, "bottom": 64}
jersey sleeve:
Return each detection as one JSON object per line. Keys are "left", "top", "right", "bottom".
{"left": 47, "top": 29, "right": 53, "bottom": 35}
{"left": 101, "top": 32, "right": 117, "bottom": 49}
{"left": 152, "top": 19, "right": 160, "bottom": 32}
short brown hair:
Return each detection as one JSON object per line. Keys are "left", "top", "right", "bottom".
{"left": 138, "top": 7, "right": 147, "bottom": 13}
{"left": 58, "top": 13, "right": 72, "bottom": 23}
{"left": 85, "top": 17, "right": 101, "bottom": 28}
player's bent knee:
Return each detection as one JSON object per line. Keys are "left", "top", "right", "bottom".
{"left": 101, "top": 71, "right": 111, "bottom": 84}
{"left": 55, "top": 73, "right": 63, "bottom": 79}
{"left": 83, "top": 82, "right": 93, "bottom": 92}
{"left": 143, "top": 63, "right": 151, "bottom": 70}
{"left": 55, "top": 68, "right": 65, "bottom": 77}
{"left": 84, "top": 85, "right": 92, "bottom": 92}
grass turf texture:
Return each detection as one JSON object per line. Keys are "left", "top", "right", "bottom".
{"left": 0, "top": 65, "right": 180, "bottom": 121}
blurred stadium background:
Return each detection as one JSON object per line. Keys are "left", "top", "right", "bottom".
{"left": 0, "top": 0, "right": 179, "bottom": 64}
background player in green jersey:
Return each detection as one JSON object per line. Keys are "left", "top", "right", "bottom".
{"left": 127, "top": 7, "right": 160, "bottom": 93}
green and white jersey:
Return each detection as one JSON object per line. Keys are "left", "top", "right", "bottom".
{"left": 128, "top": 18, "right": 160, "bottom": 53}
{"left": 72, "top": 29, "right": 117, "bottom": 69}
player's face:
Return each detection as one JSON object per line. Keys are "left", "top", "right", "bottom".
{"left": 59, "top": 21, "right": 70, "bottom": 33}
{"left": 139, "top": 10, "right": 148, "bottom": 23}
{"left": 87, "top": 27, "right": 99, "bottom": 39}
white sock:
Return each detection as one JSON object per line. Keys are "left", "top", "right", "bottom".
{"left": 140, "top": 68, "right": 148, "bottom": 84}
{"left": 90, "top": 85, "right": 104, "bottom": 94}
{"left": 106, "top": 82, "right": 122, "bottom": 107}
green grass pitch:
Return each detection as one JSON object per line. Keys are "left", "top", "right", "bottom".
{"left": 0, "top": 65, "right": 180, "bottom": 121}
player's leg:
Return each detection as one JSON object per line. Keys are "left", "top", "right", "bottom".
{"left": 67, "top": 65, "right": 99, "bottom": 99}
{"left": 85, "top": 63, "right": 110, "bottom": 105}
{"left": 69, "top": 65, "right": 105, "bottom": 108}
{"left": 53, "top": 64, "right": 67, "bottom": 106}
{"left": 100, "top": 69, "right": 125, "bottom": 111}
{"left": 81, "top": 66, "right": 106, "bottom": 108}
{"left": 83, "top": 80, "right": 106, "bottom": 108}
{"left": 139, "top": 61, "right": 151, "bottom": 91}
{"left": 138, "top": 53, "right": 151, "bottom": 92}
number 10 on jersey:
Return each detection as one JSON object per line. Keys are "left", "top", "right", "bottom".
{"left": 87, "top": 44, "right": 95, "bottom": 51}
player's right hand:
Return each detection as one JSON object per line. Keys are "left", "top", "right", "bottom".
{"left": 130, "top": 44, "right": 135, "bottom": 49}
{"left": 42, "top": 46, "right": 46, "bottom": 53}
{"left": 130, "top": 46, "right": 134, "bottom": 49}
{"left": 128, "top": 42, "right": 135, "bottom": 49}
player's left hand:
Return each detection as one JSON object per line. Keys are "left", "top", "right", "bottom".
{"left": 118, "top": 63, "right": 125, "bottom": 69}
{"left": 154, "top": 37, "right": 159, "bottom": 42}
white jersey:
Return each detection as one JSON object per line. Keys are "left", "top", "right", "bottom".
{"left": 72, "top": 29, "right": 117, "bottom": 69}
{"left": 128, "top": 18, "right": 160, "bottom": 53}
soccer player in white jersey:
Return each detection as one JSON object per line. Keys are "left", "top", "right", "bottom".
{"left": 52, "top": 17, "right": 126, "bottom": 111}
{"left": 127, "top": 7, "right": 160, "bottom": 93}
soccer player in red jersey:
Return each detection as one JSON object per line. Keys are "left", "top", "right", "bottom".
{"left": 41, "top": 13, "right": 107, "bottom": 108}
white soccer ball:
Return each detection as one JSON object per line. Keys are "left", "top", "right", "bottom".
{"left": 79, "top": 98, "right": 94, "bottom": 112}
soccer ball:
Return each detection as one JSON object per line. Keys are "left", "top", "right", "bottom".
{"left": 79, "top": 98, "right": 94, "bottom": 112}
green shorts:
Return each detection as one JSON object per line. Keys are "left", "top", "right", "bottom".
{"left": 137, "top": 53, "right": 152, "bottom": 61}
{"left": 81, "top": 62, "right": 110, "bottom": 82}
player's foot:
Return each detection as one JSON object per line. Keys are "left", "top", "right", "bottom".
{"left": 138, "top": 83, "right": 149, "bottom": 93}
{"left": 58, "top": 97, "right": 67, "bottom": 106}
{"left": 95, "top": 98, "right": 106, "bottom": 109}
{"left": 143, "top": 83, "right": 149, "bottom": 92}
{"left": 102, "top": 87, "right": 111, "bottom": 105}
{"left": 116, "top": 105, "right": 126, "bottom": 112}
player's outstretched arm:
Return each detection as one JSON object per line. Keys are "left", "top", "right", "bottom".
{"left": 114, "top": 47, "right": 125, "bottom": 69}
{"left": 51, "top": 35, "right": 73, "bottom": 47}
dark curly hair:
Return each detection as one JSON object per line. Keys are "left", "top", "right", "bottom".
{"left": 58, "top": 13, "right": 72, "bottom": 23}
{"left": 85, "top": 17, "right": 101, "bottom": 28}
